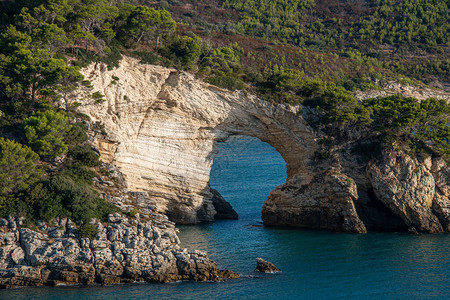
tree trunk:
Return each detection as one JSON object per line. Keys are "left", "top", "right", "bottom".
{"left": 136, "top": 32, "right": 144, "bottom": 45}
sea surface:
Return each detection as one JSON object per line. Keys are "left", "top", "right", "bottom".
{"left": 2, "top": 135, "right": 449, "bottom": 299}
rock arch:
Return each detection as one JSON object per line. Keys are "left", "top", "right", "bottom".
{"left": 76, "top": 57, "right": 448, "bottom": 233}
{"left": 77, "top": 57, "right": 319, "bottom": 223}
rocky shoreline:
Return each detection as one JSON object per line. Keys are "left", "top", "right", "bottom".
{"left": 0, "top": 161, "right": 239, "bottom": 289}
{"left": 0, "top": 212, "right": 238, "bottom": 289}
{"left": 2, "top": 57, "right": 448, "bottom": 289}
{"left": 263, "top": 152, "right": 449, "bottom": 234}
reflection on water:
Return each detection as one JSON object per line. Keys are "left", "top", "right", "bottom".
{"left": 1, "top": 136, "right": 449, "bottom": 299}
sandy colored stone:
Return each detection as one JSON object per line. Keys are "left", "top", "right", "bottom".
{"left": 75, "top": 57, "right": 318, "bottom": 224}
{"left": 354, "top": 81, "right": 450, "bottom": 102}
{"left": 367, "top": 152, "right": 444, "bottom": 233}
{"left": 263, "top": 170, "right": 367, "bottom": 233}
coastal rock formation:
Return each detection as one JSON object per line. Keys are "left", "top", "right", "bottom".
{"left": 74, "top": 57, "right": 449, "bottom": 233}
{"left": 210, "top": 188, "right": 238, "bottom": 220}
{"left": 0, "top": 213, "right": 238, "bottom": 288}
{"left": 262, "top": 170, "right": 367, "bottom": 233}
{"left": 367, "top": 152, "right": 445, "bottom": 233}
{"left": 255, "top": 258, "right": 281, "bottom": 273}
{"left": 76, "top": 57, "right": 318, "bottom": 224}
{"left": 430, "top": 158, "right": 450, "bottom": 231}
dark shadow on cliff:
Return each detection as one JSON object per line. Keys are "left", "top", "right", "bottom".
{"left": 355, "top": 187, "right": 409, "bottom": 232}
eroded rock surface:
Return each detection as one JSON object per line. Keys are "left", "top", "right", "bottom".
{"left": 255, "top": 258, "right": 281, "bottom": 273}
{"left": 76, "top": 57, "right": 318, "bottom": 224}
{"left": 354, "top": 81, "right": 450, "bottom": 102}
{"left": 73, "top": 57, "right": 449, "bottom": 233}
{"left": 367, "top": 152, "right": 445, "bottom": 233}
{"left": 210, "top": 188, "right": 238, "bottom": 220}
{"left": 0, "top": 214, "right": 238, "bottom": 288}
{"left": 263, "top": 170, "right": 367, "bottom": 233}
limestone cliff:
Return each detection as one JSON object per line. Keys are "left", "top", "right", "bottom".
{"left": 354, "top": 81, "right": 450, "bottom": 102}
{"left": 367, "top": 152, "right": 448, "bottom": 233}
{"left": 76, "top": 57, "right": 318, "bottom": 224}
{"left": 75, "top": 57, "right": 449, "bottom": 233}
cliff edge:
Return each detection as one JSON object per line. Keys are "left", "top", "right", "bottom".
{"left": 74, "top": 57, "right": 449, "bottom": 233}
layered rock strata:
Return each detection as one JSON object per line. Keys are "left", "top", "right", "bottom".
{"left": 0, "top": 213, "right": 238, "bottom": 288}
{"left": 76, "top": 57, "right": 318, "bottom": 224}
{"left": 354, "top": 81, "right": 450, "bottom": 102}
{"left": 75, "top": 57, "right": 449, "bottom": 233}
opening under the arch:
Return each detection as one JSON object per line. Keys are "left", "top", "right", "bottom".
{"left": 210, "top": 135, "right": 287, "bottom": 223}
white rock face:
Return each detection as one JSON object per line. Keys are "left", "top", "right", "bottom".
{"left": 0, "top": 214, "right": 236, "bottom": 288}
{"left": 354, "top": 81, "right": 450, "bottom": 102}
{"left": 76, "top": 57, "right": 318, "bottom": 224}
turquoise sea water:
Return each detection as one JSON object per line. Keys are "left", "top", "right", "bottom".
{"left": 2, "top": 136, "right": 449, "bottom": 299}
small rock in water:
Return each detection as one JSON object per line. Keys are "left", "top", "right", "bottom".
{"left": 247, "top": 224, "right": 263, "bottom": 228}
{"left": 255, "top": 258, "right": 281, "bottom": 273}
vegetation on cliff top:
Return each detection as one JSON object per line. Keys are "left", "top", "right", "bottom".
{"left": 0, "top": 0, "right": 448, "bottom": 223}
{"left": 155, "top": 0, "right": 449, "bottom": 87}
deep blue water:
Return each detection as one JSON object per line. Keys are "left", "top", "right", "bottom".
{"left": 2, "top": 136, "right": 449, "bottom": 299}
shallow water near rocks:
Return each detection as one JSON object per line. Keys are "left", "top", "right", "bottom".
{"left": 2, "top": 136, "right": 449, "bottom": 299}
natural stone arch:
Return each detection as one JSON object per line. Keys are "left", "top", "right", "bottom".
{"left": 75, "top": 57, "right": 449, "bottom": 234}
{"left": 76, "top": 57, "right": 319, "bottom": 224}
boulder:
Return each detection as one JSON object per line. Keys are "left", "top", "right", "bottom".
{"left": 262, "top": 170, "right": 367, "bottom": 233}
{"left": 255, "top": 258, "right": 281, "bottom": 273}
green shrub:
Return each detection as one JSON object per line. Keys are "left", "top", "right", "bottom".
{"left": 128, "top": 209, "right": 138, "bottom": 217}
{"left": 45, "top": 173, "right": 118, "bottom": 223}
{"left": 132, "top": 51, "right": 159, "bottom": 65}
{"left": 206, "top": 72, "right": 245, "bottom": 90}
{"left": 99, "top": 42, "right": 123, "bottom": 70}
{"left": 36, "top": 192, "right": 66, "bottom": 221}
{"left": 0, "top": 138, "right": 42, "bottom": 207}
{"left": 24, "top": 110, "right": 71, "bottom": 159}
{"left": 60, "top": 163, "right": 97, "bottom": 185}
{"left": 164, "top": 35, "right": 203, "bottom": 69}
{"left": 71, "top": 145, "right": 101, "bottom": 167}
{"left": 95, "top": 197, "right": 119, "bottom": 220}
{"left": 76, "top": 223, "right": 99, "bottom": 239}
{"left": 48, "top": 174, "right": 97, "bottom": 222}
{"left": 92, "top": 91, "right": 105, "bottom": 103}
{"left": 66, "top": 123, "right": 89, "bottom": 146}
